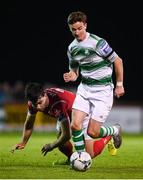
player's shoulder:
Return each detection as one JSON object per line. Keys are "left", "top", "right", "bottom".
{"left": 88, "top": 33, "right": 106, "bottom": 48}
{"left": 45, "top": 88, "right": 65, "bottom": 97}
{"left": 47, "top": 87, "right": 65, "bottom": 93}
{"left": 88, "top": 33, "right": 106, "bottom": 44}
{"left": 89, "top": 33, "right": 102, "bottom": 41}
{"left": 96, "top": 38, "right": 108, "bottom": 49}
{"left": 48, "top": 87, "right": 75, "bottom": 97}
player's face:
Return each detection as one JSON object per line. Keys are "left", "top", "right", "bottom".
{"left": 36, "top": 93, "right": 49, "bottom": 111}
{"left": 69, "top": 22, "right": 87, "bottom": 41}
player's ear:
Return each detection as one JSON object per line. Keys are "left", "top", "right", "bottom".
{"left": 68, "top": 25, "right": 73, "bottom": 32}
{"left": 84, "top": 23, "right": 87, "bottom": 30}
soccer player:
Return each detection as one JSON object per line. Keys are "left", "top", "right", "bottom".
{"left": 11, "top": 82, "right": 116, "bottom": 164}
{"left": 63, "top": 11, "right": 125, "bottom": 153}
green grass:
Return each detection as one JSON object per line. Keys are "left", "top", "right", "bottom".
{"left": 0, "top": 132, "right": 143, "bottom": 179}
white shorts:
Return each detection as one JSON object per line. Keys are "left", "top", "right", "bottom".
{"left": 72, "top": 83, "right": 113, "bottom": 123}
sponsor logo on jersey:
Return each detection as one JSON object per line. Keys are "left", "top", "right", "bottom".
{"left": 103, "top": 44, "right": 112, "bottom": 54}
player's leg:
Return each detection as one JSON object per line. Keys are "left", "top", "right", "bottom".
{"left": 58, "top": 140, "right": 73, "bottom": 162}
{"left": 71, "top": 109, "right": 87, "bottom": 152}
{"left": 71, "top": 93, "right": 90, "bottom": 152}
{"left": 85, "top": 136, "right": 111, "bottom": 158}
{"left": 83, "top": 123, "right": 113, "bottom": 158}
{"left": 53, "top": 136, "right": 73, "bottom": 165}
{"left": 87, "top": 119, "right": 122, "bottom": 149}
{"left": 87, "top": 90, "right": 122, "bottom": 149}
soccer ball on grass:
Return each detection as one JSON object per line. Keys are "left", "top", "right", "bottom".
{"left": 70, "top": 151, "right": 92, "bottom": 172}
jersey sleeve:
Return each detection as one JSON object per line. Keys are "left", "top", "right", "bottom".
{"left": 96, "top": 39, "right": 118, "bottom": 62}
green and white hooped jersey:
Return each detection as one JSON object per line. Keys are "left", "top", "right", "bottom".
{"left": 67, "top": 32, "right": 118, "bottom": 86}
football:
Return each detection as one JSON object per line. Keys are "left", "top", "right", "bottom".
{"left": 70, "top": 151, "right": 92, "bottom": 172}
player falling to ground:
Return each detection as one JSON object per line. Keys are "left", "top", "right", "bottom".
{"left": 63, "top": 11, "right": 125, "bottom": 153}
{"left": 11, "top": 82, "right": 117, "bottom": 165}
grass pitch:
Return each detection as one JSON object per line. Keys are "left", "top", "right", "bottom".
{"left": 0, "top": 132, "right": 143, "bottom": 179}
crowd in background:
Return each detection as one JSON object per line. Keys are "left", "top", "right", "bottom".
{"left": 0, "top": 81, "right": 25, "bottom": 105}
{"left": 0, "top": 81, "right": 76, "bottom": 130}
{"left": 0, "top": 81, "right": 77, "bottom": 106}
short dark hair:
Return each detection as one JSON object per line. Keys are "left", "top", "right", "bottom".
{"left": 67, "top": 11, "right": 87, "bottom": 25}
{"left": 25, "top": 82, "right": 43, "bottom": 105}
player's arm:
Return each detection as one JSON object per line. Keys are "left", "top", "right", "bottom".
{"left": 63, "top": 49, "right": 79, "bottom": 82}
{"left": 113, "top": 56, "right": 125, "bottom": 98}
{"left": 41, "top": 116, "right": 71, "bottom": 156}
{"left": 96, "top": 38, "right": 125, "bottom": 98}
{"left": 11, "top": 113, "right": 36, "bottom": 152}
{"left": 50, "top": 117, "right": 71, "bottom": 148}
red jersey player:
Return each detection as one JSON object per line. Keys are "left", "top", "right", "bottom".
{"left": 11, "top": 82, "right": 117, "bottom": 164}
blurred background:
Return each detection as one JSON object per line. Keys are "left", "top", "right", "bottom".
{"left": 0, "top": 0, "right": 143, "bottom": 133}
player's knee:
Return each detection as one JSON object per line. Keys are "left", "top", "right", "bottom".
{"left": 87, "top": 129, "right": 100, "bottom": 138}
{"left": 71, "top": 122, "right": 81, "bottom": 131}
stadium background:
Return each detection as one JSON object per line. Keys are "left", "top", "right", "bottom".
{"left": 0, "top": 0, "right": 142, "bottom": 133}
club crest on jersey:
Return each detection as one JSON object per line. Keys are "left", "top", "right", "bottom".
{"left": 85, "top": 49, "right": 89, "bottom": 55}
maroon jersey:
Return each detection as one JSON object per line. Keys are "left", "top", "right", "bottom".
{"left": 28, "top": 88, "right": 75, "bottom": 121}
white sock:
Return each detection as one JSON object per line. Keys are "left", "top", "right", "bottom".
{"left": 113, "top": 126, "right": 119, "bottom": 135}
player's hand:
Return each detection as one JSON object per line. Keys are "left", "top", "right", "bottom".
{"left": 63, "top": 72, "right": 71, "bottom": 82}
{"left": 10, "top": 143, "right": 25, "bottom": 153}
{"left": 114, "top": 86, "right": 125, "bottom": 98}
{"left": 63, "top": 71, "right": 77, "bottom": 82}
{"left": 41, "top": 143, "right": 54, "bottom": 156}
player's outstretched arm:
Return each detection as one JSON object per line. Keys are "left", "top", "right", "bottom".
{"left": 41, "top": 117, "right": 71, "bottom": 156}
{"left": 11, "top": 114, "right": 36, "bottom": 153}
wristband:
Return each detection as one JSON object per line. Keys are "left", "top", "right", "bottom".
{"left": 116, "top": 81, "right": 123, "bottom": 87}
